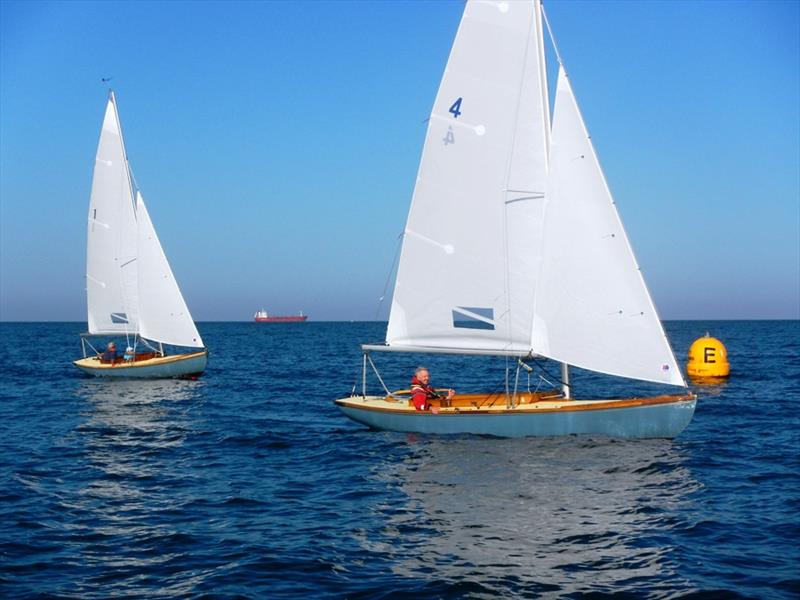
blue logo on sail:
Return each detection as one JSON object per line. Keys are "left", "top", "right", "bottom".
{"left": 110, "top": 312, "right": 129, "bottom": 324}
{"left": 452, "top": 306, "right": 495, "bottom": 330}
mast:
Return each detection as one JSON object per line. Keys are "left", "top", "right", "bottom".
{"left": 534, "top": 0, "right": 550, "bottom": 164}
{"left": 561, "top": 363, "right": 570, "bottom": 398}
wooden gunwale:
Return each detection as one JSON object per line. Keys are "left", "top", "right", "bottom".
{"left": 335, "top": 392, "right": 696, "bottom": 416}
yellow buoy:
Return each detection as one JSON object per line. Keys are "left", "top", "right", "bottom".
{"left": 687, "top": 333, "right": 729, "bottom": 379}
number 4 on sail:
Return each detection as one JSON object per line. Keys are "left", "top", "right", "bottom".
{"left": 73, "top": 92, "right": 208, "bottom": 378}
{"left": 335, "top": 0, "right": 696, "bottom": 438}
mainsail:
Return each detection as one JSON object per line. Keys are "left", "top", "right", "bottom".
{"left": 86, "top": 92, "right": 139, "bottom": 334}
{"left": 384, "top": 0, "right": 684, "bottom": 387}
{"left": 386, "top": 0, "right": 550, "bottom": 354}
{"left": 135, "top": 193, "right": 203, "bottom": 348}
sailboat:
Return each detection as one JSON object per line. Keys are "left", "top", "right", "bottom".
{"left": 74, "top": 92, "right": 207, "bottom": 378}
{"left": 335, "top": 0, "right": 696, "bottom": 438}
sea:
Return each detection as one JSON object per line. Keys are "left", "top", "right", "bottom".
{"left": 1, "top": 320, "right": 798, "bottom": 599}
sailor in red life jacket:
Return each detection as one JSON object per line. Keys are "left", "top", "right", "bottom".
{"left": 410, "top": 367, "right": 454, "bottom": 413}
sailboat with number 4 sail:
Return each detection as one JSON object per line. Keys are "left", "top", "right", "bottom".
{"left": 74, "top": 92, "right": 207, "bottom": 378}
{"left": 335, "top": 0, "right": 695, "bottom": 438}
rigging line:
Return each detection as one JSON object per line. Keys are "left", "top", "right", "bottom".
{"left": 139, "top": 337, "right": 158, "bottom": 353}
{"left": 366, "top": 354, "right": 393, "bottom": 398}
{"left": 541, "top": 3, "right": 565, "bottom": 68}
{"left": 532, "top": 358, "right": 569, "bottom": 391}
{"left": 465, "top": 357, "right": 542, "bottom": 398}
{"left": 504, "top": 355, "right": 510, "bottom": 406}
{"left": 533, "top": 373, "right": 544, "bottom": 394}
{"left": 111, "top": 92, "right": 139, "bottom": 215}
{"left": 118, "top": 262, "right": 133, "bottom": 345}
{"left": 373, "top": 231, "right": 404, "bottom": 321}
{"left": 512, "top": 359, "right": 522, "bottom": 407}
{"left": 362, "top": 353, "right": 367, "bottom": 397}
{"left": 350, "top": 360, "right": 360, "bottom": 397}
{"left": 85, "top": 338, "right": 100, "bottom": 356}
{"left": 129, "top": 166, "right": 140, "bottom": 196}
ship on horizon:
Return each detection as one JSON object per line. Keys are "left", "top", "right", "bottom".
{"left": 254, "top": 309, "right": 308, "bottom": 323}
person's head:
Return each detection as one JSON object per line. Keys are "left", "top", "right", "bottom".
{"left": 415, "top": 367, "right": 429, "bottom": 384}
{"left": 125, "top": 347, "right": 133, "bottom": 354}
{"left": 107, "top": 342, "right": 116, "bottom": 350}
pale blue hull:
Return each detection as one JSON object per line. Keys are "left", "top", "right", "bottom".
{"left": 337, "top": 398, "right": 696, "bottom": 439}
{"left": 74, "top": 352, "right": 207, "bottom": 379}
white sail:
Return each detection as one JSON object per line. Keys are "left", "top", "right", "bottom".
{"left": 531, "top": 68, "right": 684, "bottom": 386}
{"left": 135, "top": 192, "right": 203, "bottom": 348}
{"left": 387, "top": 0, "right": 550, "bottom": 354}
{"left": 86, "top": 92, "right": 139, "bottom": 334}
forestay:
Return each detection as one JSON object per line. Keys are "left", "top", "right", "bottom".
{"left": 387, "top": 0, "right": 549, "bottom": 354}
{"left": 86, "top": 93, "right": 139, "bottom": 334}
{"left": 136, "top": 193, "right": 204, "bottom": 349}
{"left": 531, "top": 68, "right": 684, "bottom": 386}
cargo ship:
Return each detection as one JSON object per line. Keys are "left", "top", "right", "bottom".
{"left": 254, "top": 309, "right": 308, "bottom": 323}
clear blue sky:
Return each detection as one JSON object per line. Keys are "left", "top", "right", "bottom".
{"left": 1, "top": 0, "right": 798, "bottom": 321}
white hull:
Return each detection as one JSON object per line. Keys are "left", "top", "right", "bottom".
{"left": 335, "top": 394, "right": 696, "bottom": 439}
{"left": 74, "top": 351, "right": 207, "bottom": 379}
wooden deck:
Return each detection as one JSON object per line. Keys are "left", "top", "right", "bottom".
{"left": 338, "top": 391, "right": 697, "bottom": 415}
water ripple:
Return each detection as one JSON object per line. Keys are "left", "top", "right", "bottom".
{"left": 0, "top": 321, "right": 798, "bottom": 599}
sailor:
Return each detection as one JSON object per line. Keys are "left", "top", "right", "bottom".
{"left": 123, "top": 346, "right": 135, "bottom": 362}
{"left": 101, "top": 342, "right": 118, "bottom": 364}
{"left": 410, "top": 367, "right": 454, "bottom": 412}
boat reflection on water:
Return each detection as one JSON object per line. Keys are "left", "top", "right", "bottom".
{"left": 76, "top": 378, "right": 200, "bottom": 438}
{"left": 74, "top": 377, "right": 203, "bottom": 493}
{"left": 366, "top": 437, "right": 701, "bottom": 596}
{"left": 69, "top": 379, "right": 205, "bottom": 595}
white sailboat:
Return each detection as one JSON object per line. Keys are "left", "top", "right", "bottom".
{"left": 74, "top": 92, "right": 207, "bottom": 378}
{"left": 335, "top": 0, "right": 695, "bottom": 438}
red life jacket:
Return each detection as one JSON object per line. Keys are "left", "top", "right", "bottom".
{"left": 410, "top": 376, "right": 439, "bottom": 410}
{"left": 411, "top": 376, "right": 439, "bottom": 397}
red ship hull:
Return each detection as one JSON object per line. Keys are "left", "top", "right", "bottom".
{"left": 254, "top": 315, "right": 308, "bottom": 323}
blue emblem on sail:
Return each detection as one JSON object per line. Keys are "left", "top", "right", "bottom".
{"left": 110, "top": 312, "right": 129, "bottom": 324}
{"left": 452, "top": 306, "right": 495, "bottom": 330}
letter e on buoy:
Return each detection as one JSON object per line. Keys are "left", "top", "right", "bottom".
{"left": 687, "top": 333, "right": 730, "bottom": 380}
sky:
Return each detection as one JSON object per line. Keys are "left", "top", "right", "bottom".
{"left": 1, "top": 0, "right": 798, "bottom": 322}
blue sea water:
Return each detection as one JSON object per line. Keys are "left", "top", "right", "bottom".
{"left": 0, "top": 320, "right": 798, "bottom": 599}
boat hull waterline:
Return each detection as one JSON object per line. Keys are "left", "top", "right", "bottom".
{"left": 335, "top": 394, "right": 696, "bottom": 439}
{"left": 73, "top": 351, "right": 208, "bottom": 379}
